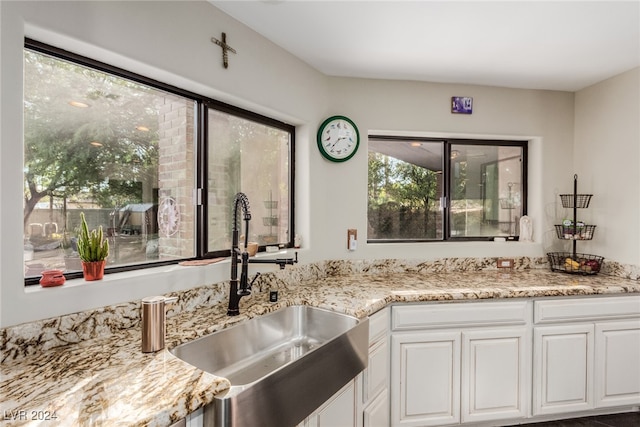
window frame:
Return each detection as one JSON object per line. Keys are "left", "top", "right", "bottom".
{"left": 23, "top": 39, "right": 295, "bottom": 285}
{"left": 367, "top": 135, "right": 527, "bottom": 243}
{"left": 199, "top": 100, "right": 296, "bottom": 259}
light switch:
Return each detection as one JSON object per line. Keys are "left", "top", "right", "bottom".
{"left": 347, "top": 229, "right": 357, "bottom": 251}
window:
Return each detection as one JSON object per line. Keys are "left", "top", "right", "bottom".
{"left": 368, "top": 136, "right": 526, "bottom": 242}
{"left": 449, "top": 143, "right": 526, "bottom": 238}
{"left": 23, "top": 40, "right": 294, "bottom": 284}
{"left": 205, "top": 106, "right": 293, "bottom": 255}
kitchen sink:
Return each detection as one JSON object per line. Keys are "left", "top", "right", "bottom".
{"left": 170, "top": 305, "right": 369, "bottom": 427}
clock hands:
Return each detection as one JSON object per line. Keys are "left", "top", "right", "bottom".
{"left": 326, "top": 136, "right": 355, "bottom": 154}
{"left": 328, "top": 136, "right": 347, "bottom": 150}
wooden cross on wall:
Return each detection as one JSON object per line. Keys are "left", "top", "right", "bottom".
{"left": 211, "top": 32, "right": 237, "bottom": 69}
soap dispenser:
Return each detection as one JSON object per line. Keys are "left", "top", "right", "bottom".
{"left": 141, "top": 295, "right": 178, "bottom": 353}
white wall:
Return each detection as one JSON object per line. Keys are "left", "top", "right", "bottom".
{"left": 574, "top": 68, "right": 640, "bottom": 265}
{"left": 319, "top": 78, "right": 575, "bottom": 261}
{"left": 0, "top": 1, "right": 595, "bottom": 327}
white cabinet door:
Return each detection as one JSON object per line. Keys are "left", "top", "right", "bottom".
{"left": 363, "top": 389, "right": 389, "bottom": 427}
{"left": 364, "top": 337, "right": 389, "bottom": 404}
{"left": 461, "top": 327, "right": 529, "bottom": 423}
{"left": 595, "top": 320, "right": 640, "bottom": 408}
{"left": 533, "top": 324, "right": 594, "bottom": 415}
{"left": 392, "top": 331, "right": 461, "bottom": 427}
{"left": 361, "top": 308, "right": 390, "bottom": 427}
{"left": 307, "top": 380, "right": 358, "bottom": 427}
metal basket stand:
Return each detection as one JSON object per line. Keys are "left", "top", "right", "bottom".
{"left": 547, "top": 174, "right": 604, "bottom": 275}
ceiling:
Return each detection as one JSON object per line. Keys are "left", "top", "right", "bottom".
{"left": 211, "top": 0, "right": 640, "bottom": 92}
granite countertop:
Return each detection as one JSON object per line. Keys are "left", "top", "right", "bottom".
{"left": 2, "top": 266, "right": 639, "bottom": 426}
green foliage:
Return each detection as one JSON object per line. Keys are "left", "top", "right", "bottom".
{"left": 368, "top": 152, "right": 438, "bottom": 209}
{"left": 23, "top": 49, "right": 160, "bottom": 226}
{"left": 367, "top": 152, "right": 440, "bottom": 239}
{"left": 76, "top": 212, "right": 109, "bottom": 262}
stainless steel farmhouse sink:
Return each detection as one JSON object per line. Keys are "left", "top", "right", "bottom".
{"left": 170, "top": 305, "right": 369, "bottom": 427}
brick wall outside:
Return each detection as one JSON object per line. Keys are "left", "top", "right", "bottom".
{"left": 157, "top": 96, "right": 195, "bottom": 259}
{"left": 207, "top": 113, "right": 233, "bottom": 251}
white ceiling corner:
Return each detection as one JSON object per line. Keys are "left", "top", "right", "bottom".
{"left": 210, "top": 0, "right": 640, "bottom": 91}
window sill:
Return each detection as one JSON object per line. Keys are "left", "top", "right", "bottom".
{"left": 14, "top": 260, "right": 233, "bottom": 327}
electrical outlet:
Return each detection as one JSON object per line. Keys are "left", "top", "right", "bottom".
{"left": 497, "top": 258, "right": 514, "bottom": 269}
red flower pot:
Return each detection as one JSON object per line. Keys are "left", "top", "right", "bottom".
{"left": 82, "top": 260, "right": 106, "bottom": 281}
{"left": 40, "top": 269, "right": 66, "bottom": 287}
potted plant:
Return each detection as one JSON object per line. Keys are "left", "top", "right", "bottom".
{"left": 77, "top": 212, "right": 109, "bottom": 281}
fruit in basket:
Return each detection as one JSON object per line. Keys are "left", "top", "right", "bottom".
{"left": 584, "top": 259, "right": 600, "bottom": 272}
{"left": 564, "top": 258, "right": 580, "bottom": 270}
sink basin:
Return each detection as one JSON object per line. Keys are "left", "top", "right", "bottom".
{"left": 170, "top": 305, "right": 369, "bottom": 427}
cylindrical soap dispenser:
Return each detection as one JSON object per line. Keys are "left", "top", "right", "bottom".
{"left": 141, "top": 295, "right": 178, "bottom": 353}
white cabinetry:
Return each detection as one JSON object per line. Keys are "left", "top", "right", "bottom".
{"left": 533, "top": 296, "right": 640, "bottom": 416}
{"left": 392, "top": 330, "right": 461, "bottom": 426}
{"left": 306, "top": 380, "right": 359, "bottom": 427}
{"left": 461, "top": 327, "right": 529, "bottom": 423}
{"left": 362, "top": 308, "right": 390, "bottom": 427}
{"left": 363, "top": 389, "right": 389, "bottom": 427}
{"left": 595, "top": 320, "right": 640, "bottom": 408}
{"left": 391, "top": 300, "right": 531, "bottom": 427}
{"left": 533, "top": 323, "right": 594, "bottom": 415}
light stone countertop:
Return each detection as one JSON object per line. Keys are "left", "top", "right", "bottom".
{"left": 2, "top": 264, "right": 640, "bottom": 426}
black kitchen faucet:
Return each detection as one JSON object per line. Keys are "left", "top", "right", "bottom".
{"left": 228, "top": 192, "right": 297, "bottom": 316}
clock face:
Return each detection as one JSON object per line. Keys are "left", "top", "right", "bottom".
{"left": 317, "top": 116, "right": 360, "bottom": 162}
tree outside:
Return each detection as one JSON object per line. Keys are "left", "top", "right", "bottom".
{"left": 367, "top": 152, "right": 442, "bottom": 240}
{"left": 23, "top": 48, "right": 186, "bottom": 276}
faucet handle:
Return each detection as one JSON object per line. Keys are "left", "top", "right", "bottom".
{"left": 237, "top": 272, "right": 260, "bottom": 297}
{"left": 250, "top": 272, "right": 261, "bottom": 287}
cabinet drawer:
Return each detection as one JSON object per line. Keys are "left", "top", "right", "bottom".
{"left": 534, "top": 296, "right": 640, "bottom": 324}
{"left": 369, "top": 307, "right": 389, "bottom": 343}
{"left": 392, "top": 300, "right": 530, "bottom": 331}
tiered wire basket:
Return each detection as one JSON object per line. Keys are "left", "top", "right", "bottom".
{"left": 547, "top": 252, "right": 604, "bottom": 274}
{"left": 559, "top": 194, "right": 592, "bottom": 209}
{"left": 547, "top": 174, "right": 604, "bottom": 275}
{"left": 260, "top": 191, "right": 279, "bottom": 244}
{"left": 554, "top": 224, "right": 596, "bottom": 240}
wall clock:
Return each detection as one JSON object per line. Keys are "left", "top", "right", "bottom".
{"left": 316, "top": 115, "right": 360, "bottom": 162}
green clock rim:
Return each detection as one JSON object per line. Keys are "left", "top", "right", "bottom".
{"left": 316, "top": 115, "right": 360, "bottom": 163}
